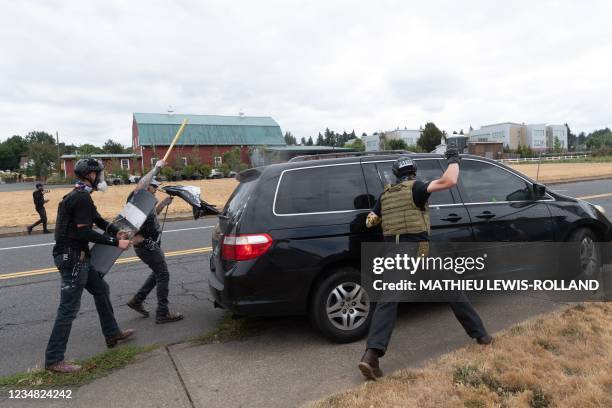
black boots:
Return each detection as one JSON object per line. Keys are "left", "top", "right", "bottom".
{"left": 477, "top": 334, "right": 493, "bottom": 345}
{"left": 358, "top": 349, "right": 383, "bottom": 380}
{"left": 127, "top": 298, "right": 150, "bottom": 317}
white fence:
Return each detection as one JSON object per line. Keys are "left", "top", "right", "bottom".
{"left": 500, "top": 154, "right": 590, "bottom": 164}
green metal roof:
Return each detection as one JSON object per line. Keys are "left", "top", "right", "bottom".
{"left": 60, "top": 153, "right": 140, "bottom": 159}
{"left": 134, "top": 113, "right": 285, "bottom": 146}
{"left": 264, "top": 146, "right": 354, "bottom": 151}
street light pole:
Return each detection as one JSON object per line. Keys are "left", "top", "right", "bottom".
{"left": 56, "top": 131, "right": 61, "bottom": 174}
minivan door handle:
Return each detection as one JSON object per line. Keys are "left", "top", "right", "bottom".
{"left": 475, "top": 211, "right": 496, "bottom": 220}
{"left": 440, "top": 214, "right": 462, "bottom": 222}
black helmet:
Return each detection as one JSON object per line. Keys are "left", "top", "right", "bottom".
{"left": 74, "top": 158, "right": 104, "bottom": 178}
{"left": 392, "top": 156, "right": 417, "bottom": 178}
{"left": 74, "top": 158, "right": 104, "bottom": 188}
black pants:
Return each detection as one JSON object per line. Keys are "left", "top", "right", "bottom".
{"left": 45, "top": 251, "right": 120, "bottom": 366}
{"left": 366, "top": 293, "right": 488, "bottom": 356}
{"left": 30, "top": 207, "right": 48, "bottom": 231}
{"left": 134, "top": 245, "right": 170, "bottom": 318}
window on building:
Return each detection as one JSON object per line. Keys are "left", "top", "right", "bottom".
{"left": 181, "top": 157, "right": 188, "bottom": 166}
{"left": 121, "top": 159, "right": 130, "bottom": 170}
{"left": 214, "top": 156, "right": 222, "bottom": 167}
{"left": 151, "top": 157, "right": 158, "bottom": 166}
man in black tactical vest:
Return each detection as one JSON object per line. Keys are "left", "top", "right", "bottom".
{"left": 358, "top": 150, "right": 493, "bottom": 381}
{"left": 126, "top": 161, "right": 184, "bottom": 324}
{"left": 45, "top": 158, "right": 135, "bottom": 374}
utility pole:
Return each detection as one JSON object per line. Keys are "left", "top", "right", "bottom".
{"left": 56, "top": 131, "right": 61, "bottom": 174}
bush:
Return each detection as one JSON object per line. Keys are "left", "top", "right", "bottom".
{"left": 199, "top": 165, "right": 211, "bottom": 178}
{"left": 591, "top": 146, "right": 612, "bottom": 157}
{"left": 183, "top": 164, "right": 196, "bottom": 179}
{"left": 46, "top": 174, "right": 71, "bottom": 185}
{"left": 161, "top": 166, "right": 174, "bottom": 180}
{"left": 220, "top": 163, "right": 231, "bottom": 176}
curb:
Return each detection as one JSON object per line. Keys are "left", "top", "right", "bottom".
{"left": 0, "top": 213, "right": 216, "bottom": 239}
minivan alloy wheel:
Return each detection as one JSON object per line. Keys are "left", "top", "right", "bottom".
{"left": 326, "top": 282, "right": 370, "bottom": 331}
{"left": 579, "top": 236, "right": 598, "bottom": 276}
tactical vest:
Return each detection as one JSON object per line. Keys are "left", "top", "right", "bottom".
{"left": 380, "top": 180, "right": 430, "bottom": 236}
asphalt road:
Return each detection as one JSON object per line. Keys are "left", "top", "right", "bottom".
{"left": 0, "top": 178, "right": 611, "bottom": 378}
{"left": 0, "top": 182, "right": 73, "bottom": 192}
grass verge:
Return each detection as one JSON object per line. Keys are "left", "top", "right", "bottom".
{"left": 0, "top": 344, "right": 158, "bottom": 389}
{"left": 309, "top": 303, "right": 612, "bottom": 408}
{"left": 189, "top": 312, "right": 261, "bottom": 344}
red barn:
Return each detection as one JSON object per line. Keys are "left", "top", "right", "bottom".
{"left": 132, "top": 113, "right": 285, "bottom": 173}
{"left": 61, "top": 153, "right": 140, "bottom": 178}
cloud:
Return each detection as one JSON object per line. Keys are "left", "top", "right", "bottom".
{"left": 0, "top": 0, "right": 611, "bottom": 146}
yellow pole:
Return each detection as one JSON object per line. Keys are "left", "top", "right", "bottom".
{"left": 162, "top": 118, "right": 189, "bottom": 162}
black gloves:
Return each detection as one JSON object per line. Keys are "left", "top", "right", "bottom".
{"left": 445, "top": 148, "right": 461, "bottom": 164}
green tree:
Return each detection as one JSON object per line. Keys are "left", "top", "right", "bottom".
{"left": 25, "top": 131, "right": 55, "bottom": 145}
{"left": 385, "top": 138, "right": 408, "bottom": 150}
{"left": 565, "top": 123, "right": 576, "bottom": 151}
{"left": 306, "top": 136, "right": 314, "bottom": 146}
{"left": 0, "top": 135, "right": 28, "bottom": 170}
{"left": 417, "top": 122, "right": 443, "bottom": 152}
{"left": 222, "top": 147, "right": 244, "bottom": 171}
{"left": 553, "top": 136, "right": 562, "bottom": 153}
{"left": 284, "top": 131, "right": 297, "bottom": 145}
{"left": 585, "top": 128, "right": 612, "bottom": 150}
{"left": 28, "top": 142, "right": 56, "bottom": 179}
{"left": 102, "top": 139, "right": 125, "bottom": 154}
{"left": 316, "top": 133, "right": 325, "bottom": 146}
{"left": 348, "top": 138, "right": 365, "bottom": 151}
{"left": 77, "top": 144, "right": 103, "bottom": 155}
{"left": 300, "top": 137, "right": 307, "bottom": 145}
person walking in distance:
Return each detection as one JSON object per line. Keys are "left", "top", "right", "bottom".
{"left": 28, "top": 183, "right": 50, "bottom": 234}
{"left": 126, "top": 160, "right": 184, "bottom": 324}
{"left": 45, "top": 158, "right": 135, "bottom": 373}
{"left": 358, "top": 150, "right": 493, "bottom": 381}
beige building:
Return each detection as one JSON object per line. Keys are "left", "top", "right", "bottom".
{"left": 470, "top": 122, "right": 567, "bottom": 151}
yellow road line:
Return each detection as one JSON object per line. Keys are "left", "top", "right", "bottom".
{"left": 0, "top": 247, "right": 212, "bottom": 281}
{"left": 577, "top": 192, "right": 612, "bottom": 200}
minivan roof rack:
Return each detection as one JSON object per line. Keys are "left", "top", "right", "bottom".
{"left": 288, "top": 150, "right": 412, "bottom": 162}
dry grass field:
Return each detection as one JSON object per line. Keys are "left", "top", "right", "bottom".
{"left": 0, "top": 178, "right": 238, "bottom": 229}
{"left": 508, "top": 162, "right": 612, "bottom": 183}
{"left": 309, "top": 303, "right": 612, "bottom": 408}
{"left": 2, "top": 162, "right": 611, "bottom": 229}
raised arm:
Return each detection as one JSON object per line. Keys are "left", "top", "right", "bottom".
{"left": 427, "top": 149, "right": 461, "bottom": 193}
{"left": 135, "top": 160, "right": 166, "bottom": 192}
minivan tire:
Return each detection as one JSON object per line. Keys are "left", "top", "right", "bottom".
{"left": 309, "top": 267, "right": 373, "bottom": 343}
{"left": 567, "top": 227, "right": 601, "bottom": 278}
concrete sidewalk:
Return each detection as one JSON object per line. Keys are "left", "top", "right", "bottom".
{"left": 0, "top": 296, "right": 564, "bottom": 408}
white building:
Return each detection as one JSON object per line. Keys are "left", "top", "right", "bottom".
{"left": 363, "top": 134, "right": 381, "bottom": 151}
{"left": 469, "top": 122, "right": 523, "bottom": 149}
{"left": 385, "top": 128, "right": 421, "bottom": 147}
{"left": 546, "top": 124, "right": 568, "bottom": 149}
{"left": 470, "top": 122, "right": 568, "bottom": 151}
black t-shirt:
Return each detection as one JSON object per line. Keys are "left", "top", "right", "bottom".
{"left": 372, "top": 180, "right": 431, "bottom": 242}
{"left": 33, "top": 190, "right": 45, "bottom": 209}
{"left": 57, "top": 189, "right": 111, "bottom": 252}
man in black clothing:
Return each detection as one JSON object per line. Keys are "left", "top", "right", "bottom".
{"left": 45, "top": 158, "right": 134, "bottom": 374}
{"left": 28, "top": 183, "right": 50, "bottom": 234}
{"left": 358, "top": 151, "right": 492, "bottom": 381}
{"left": 126, "top": 161, "right": 183, "bottom": 324}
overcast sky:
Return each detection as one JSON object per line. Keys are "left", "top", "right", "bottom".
{"left": 1, "top": 0, "right": 611, "bottom": 146}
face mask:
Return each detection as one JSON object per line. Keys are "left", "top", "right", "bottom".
{"left": 94, "top": 170, "right": 108, "bottom": 193}
{"left": 97, "top": 180, "right": 108, "bottom": 193}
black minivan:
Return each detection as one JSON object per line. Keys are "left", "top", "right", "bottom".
{"left": 209, "top": 152, "right": 611, "bottom": 342}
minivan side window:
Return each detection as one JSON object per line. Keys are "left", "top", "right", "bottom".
{"left": 460, "top": 160, "right": 532, "bottom": 203}
{"left": 275, "top": 164, "right": 369, "bottom": 214}
{"left": 367, "top": 160, "right": 455, "bottom": 205}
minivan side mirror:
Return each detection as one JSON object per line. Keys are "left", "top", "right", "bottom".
{"left": 533, "top": 183, "right": 546, "bottom": 199}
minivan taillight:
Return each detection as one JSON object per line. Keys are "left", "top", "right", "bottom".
{"left": 222, "top": 234, "right": 273, "bottom": 261}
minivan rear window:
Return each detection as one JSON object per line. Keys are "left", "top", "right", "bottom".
{"left": 223, "top": 179, "right": 257, "bottom": 218}
{"left": 275, "top": 164, "right": 369, "bottom": 215}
